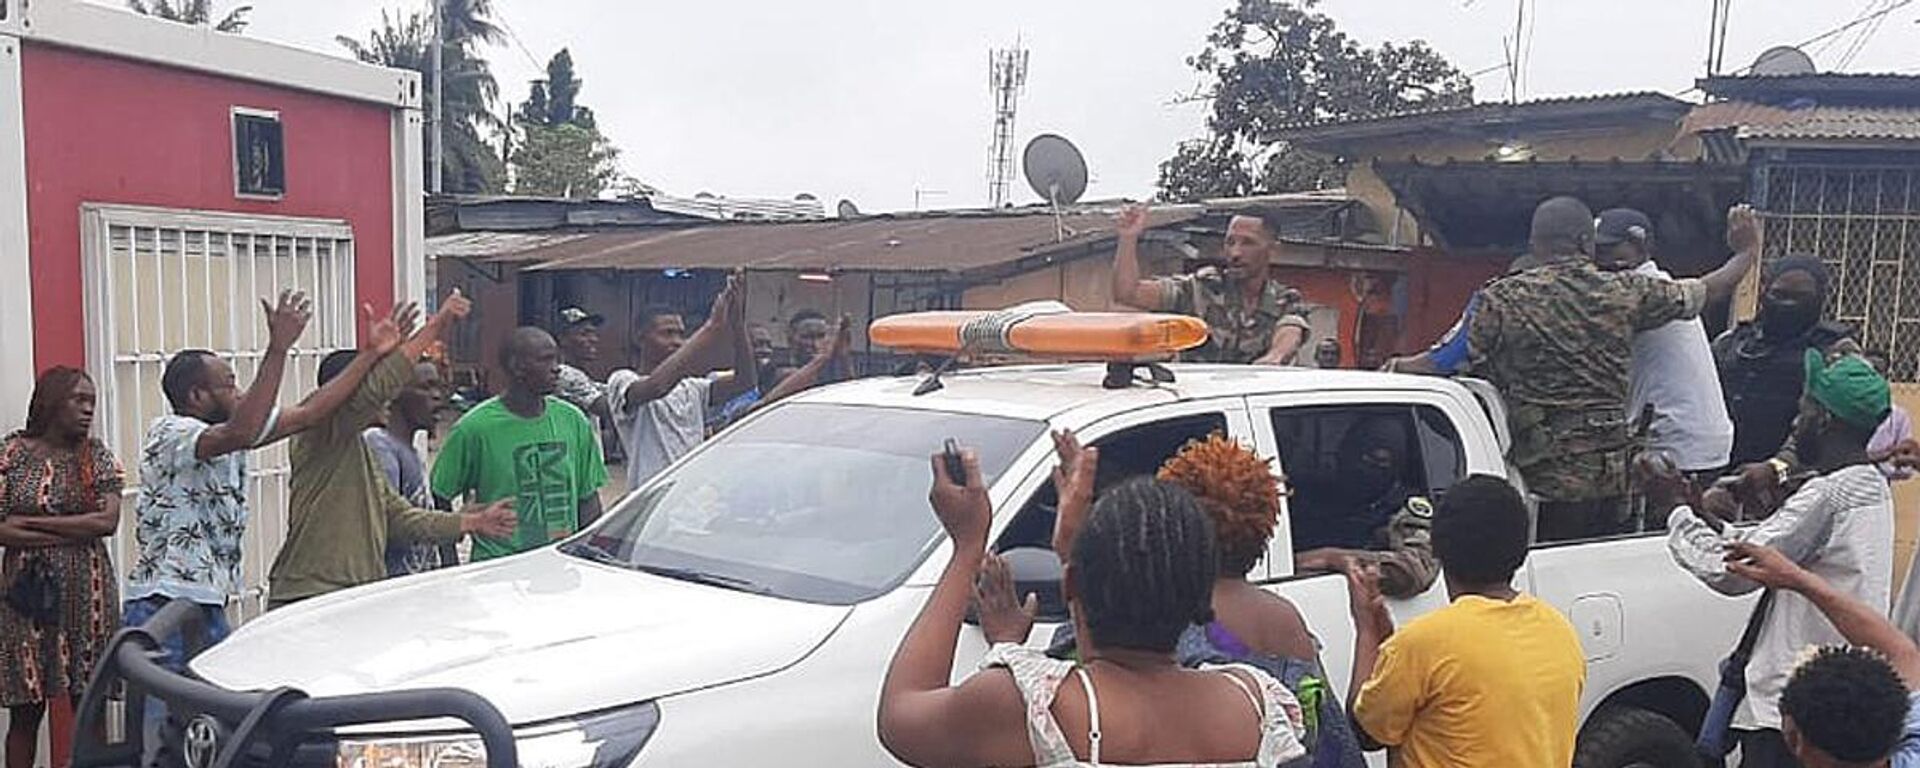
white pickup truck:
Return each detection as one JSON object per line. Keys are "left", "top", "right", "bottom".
{"left": 104, "top": 363, "right": 1756, "bottom": 768}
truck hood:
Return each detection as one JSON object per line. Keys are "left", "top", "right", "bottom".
{"left": 192, "top": 549, "right": 851, "bottom": 724}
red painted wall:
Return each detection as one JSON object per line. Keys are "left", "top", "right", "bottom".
{"left": 21, "top": 43, "right": 397, "bottom": 370}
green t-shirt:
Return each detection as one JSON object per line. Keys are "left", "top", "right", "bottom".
{"left": 430, "top": 397, "right": 607, "bottom": 560}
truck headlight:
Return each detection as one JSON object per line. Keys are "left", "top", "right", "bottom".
{"left": 335, "top": 701, "right": 659, "bottom": 768}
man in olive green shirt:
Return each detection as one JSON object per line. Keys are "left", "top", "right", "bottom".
{"left": 268, "top": 296, "right": 517, "bottom": 608}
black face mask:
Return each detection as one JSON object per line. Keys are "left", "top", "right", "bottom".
{"left": 1760, "top": 302, "right": 1821, "bottom": 338}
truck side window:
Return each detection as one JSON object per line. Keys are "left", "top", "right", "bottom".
{"left": 995, "top": 412, "right": 1228, "bottom": 554}
{"left": 1271, "top": 405, "right": 1465, "bottom": 557}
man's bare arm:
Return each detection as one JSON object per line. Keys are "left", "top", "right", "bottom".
{"left": 1110, "top": 204, "right": 1166, "bottom": 310}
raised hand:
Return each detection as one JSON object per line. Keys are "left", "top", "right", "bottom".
{"left": 1345, "top": 558, "right": 1391, "bottom": 635}
{"left": 827, "top": 315, "right": 854, "bottom": 359}
{"left": 930, "top": 448, "right": 992, "bottom": 553}
{"left": 263, "top": 289, "right": 313, "bottom": 350}
{"left": 363, "top": 301, "right": 422, "bottom": 356}
{"left": 972, "top": 553, "right": 1037, "bottom": 645}
{"left": 1727, "top": 204, "right": 1762, "bottom": 255}
{"left": 459, "top": 499, "right": 518, "bottom": 540}
{"left": 709, "top": 273, "right": 743, "bottom": 328}
{"left": 1724, "top": 541, "right": 1814, "bottom": 592}
{"left": 1115, "top": 204, "right": 1150, "bottom": 240}
{"left": 1049, "top": 430, "right": 1099, "bottom": 560}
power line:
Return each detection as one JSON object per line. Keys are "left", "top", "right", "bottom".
{"left": 489, "top": 0, "right": 545, "bottom": 71}
{"left": 1838, "top": 0, "right": 1896, "bottom": 69}
{"left": 1680, "top": 0, "right": 1917, "bottom": 92}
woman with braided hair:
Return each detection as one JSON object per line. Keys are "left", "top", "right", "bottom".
{"left": 877, "top": 432, "right": 1308, "bottom": 767}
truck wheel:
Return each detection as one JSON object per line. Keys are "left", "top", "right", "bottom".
{"left": 1574, "top": 705, "right": 1701, "bottom": 768}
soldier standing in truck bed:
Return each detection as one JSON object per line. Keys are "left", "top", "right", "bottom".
{"left": 1464, "top": 197, "right": 1760, "bottom": 541}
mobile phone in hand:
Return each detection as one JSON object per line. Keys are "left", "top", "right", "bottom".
{"left": 942, "top": 439, "right": 968, "bottom": 484}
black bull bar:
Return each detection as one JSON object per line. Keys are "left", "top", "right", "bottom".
{"left": 70, "top": 598, "right": 518, "bottom": 768}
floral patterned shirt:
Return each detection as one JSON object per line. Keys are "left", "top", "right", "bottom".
{"left": 125, "top": 411, "right": 276, "bottom": 606}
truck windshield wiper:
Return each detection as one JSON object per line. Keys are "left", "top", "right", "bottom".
{"left": 559, "top": 539, "right": 627, "bottom": 567}
{"left": 635, "top": 564, "right": 776, "bottom": 596}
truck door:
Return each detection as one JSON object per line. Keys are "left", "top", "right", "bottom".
{"left": 1245, "top": 389, "right": 1507, "bottom": 707}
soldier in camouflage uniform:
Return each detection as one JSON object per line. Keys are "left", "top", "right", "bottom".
{"left": 1111, "top": 204, "right": 1314, "bottom": 364}
{"left": 1291, "top": 416, "right": 1438, "bottom": 598}
{"left": 1465, "top": 197, "right": 1761, "bottom": 541}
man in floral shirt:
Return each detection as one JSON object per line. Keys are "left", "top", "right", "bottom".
{"left": 122, "top": 293, "right": 416, "bottom": 665}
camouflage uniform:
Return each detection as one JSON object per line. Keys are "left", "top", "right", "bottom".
{"left": 1358, "top": 495, "right": 1437, "bottom": 599}
{"left": 1466, "top": 255, "right": 1708, "bottom": 539}
{"left": 1153, "top": 268, "right": 1313, "bottom": 364}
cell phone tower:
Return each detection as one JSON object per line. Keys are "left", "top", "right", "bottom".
{"left": 987, "top": 44, "right": 1029, "bottom": 209}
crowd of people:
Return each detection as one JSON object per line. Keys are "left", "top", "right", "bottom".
{"left": 871, "top": 196, "right": 1920, "bottom": 768}
{"left": 0, "top": 268, "right": 857, "bottom": 767}
{"left": 4, "top": 188, "right": 1920, "bottom": 767}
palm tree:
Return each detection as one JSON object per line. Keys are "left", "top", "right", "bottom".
{"left": 336, "top": 7, "right": 505, "bottom": 194}
{"left": 126, "top": 0, "right": 252, "bottom": 33}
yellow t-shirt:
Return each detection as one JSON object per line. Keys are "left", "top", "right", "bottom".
{"left": 1353, "top": 594, "right": 1586, "bottom": 768}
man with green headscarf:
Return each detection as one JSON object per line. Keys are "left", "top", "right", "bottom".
{"left": 1656, "top": 349, "right": 1896, "bottom": 767}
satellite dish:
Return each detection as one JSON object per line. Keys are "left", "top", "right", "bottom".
{"left": 1751, "top": 46, "right": 1816, "bottom": 76}
{"left": 1023, "top": 134, "right": 1088, "bottom": 206}
{"left": 796, "top": 193, "right": 818, "bottom": 201}
{"left": 837, "top": 199, "right": 861, "bottom": 218}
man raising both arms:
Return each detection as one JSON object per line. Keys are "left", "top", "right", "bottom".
{"left": 606, "top": 272, "right": 759, "bottom": 489}
{"left": 1111, "top": 204, "right": 1314, "bottom": 365}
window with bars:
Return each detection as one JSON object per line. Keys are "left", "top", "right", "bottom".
{"left": 80, "top": 205, "right": 356, "bottom": 621}
{"left": 1758, "top": 162, "right": 1920, "bottom": 382}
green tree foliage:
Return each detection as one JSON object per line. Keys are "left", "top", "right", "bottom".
{"left": 336, "top": 2, "right": 505, "bottom": 194}
{"left": 510, "top": 49, "right": 624, "bottom": 199}
{"left": 1157, "top": 0, "right": 1473, "bottom": 200}
{"left": 127, "top": 0, "right": 251, "bottom": 33}
{"left": 511, "top": 123, "right": 622, "bottom": 199}
{"left": 518, "top": 49, "right": 597, "bottom": 130}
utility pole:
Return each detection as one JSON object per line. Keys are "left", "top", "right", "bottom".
{"left": 430, "top": 0, "right": 445, "bottom": 194}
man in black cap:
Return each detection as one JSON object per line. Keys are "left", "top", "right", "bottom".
{"left": 554, "top": 306, "right": 618, "bottom": 460}
{"left": 1593, "top": 208, "right": 1735, "bottom": 486}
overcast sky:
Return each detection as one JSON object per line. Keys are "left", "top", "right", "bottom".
{"left": 95, "top": 0, "right": 1920, "bottom": 212}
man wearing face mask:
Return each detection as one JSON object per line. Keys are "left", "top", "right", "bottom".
{"left": 1291, "top": 416, "right": 1438, "bottom": 599}
{"left": 1715, "top": 256, "right": 1859, "bottom": 470}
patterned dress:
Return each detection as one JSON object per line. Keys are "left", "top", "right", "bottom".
{"left": 0, "top": 434, "right": 123, "bottom": 706}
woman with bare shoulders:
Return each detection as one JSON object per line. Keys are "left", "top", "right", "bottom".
{"left": 877, "top": 433, "right": 1308, "bottom": 768}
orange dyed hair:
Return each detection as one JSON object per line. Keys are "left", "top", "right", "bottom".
{"left": 1156, "top": 433, "right": 1281, "bottom": 576}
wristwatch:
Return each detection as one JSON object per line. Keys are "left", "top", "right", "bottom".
{"left": 1766, "top": 458, "right": 1791, "bottom": 482}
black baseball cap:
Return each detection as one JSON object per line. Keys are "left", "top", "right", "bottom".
{"left": 557, "top": 306, "right": 605, "bottom": 330}
{"left": 1595, "top": 208, "right": 1653, "bottom": 246}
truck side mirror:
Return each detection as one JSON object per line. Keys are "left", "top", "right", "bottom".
{"left": 999, "top": 547, "right": 1069, "bottom": 622}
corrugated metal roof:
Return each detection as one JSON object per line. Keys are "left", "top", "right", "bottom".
{"left": 1685, "top": 100, "right": 1920, "bottom": 144}
{"left": 1697, "top": 73, "right": 1920, "bottom": 104}
{"left": 515, "top": 207, "right": 1209, "bottom": 273}
{"left": 1265, "top": 92, "right": 1690, "bottom": 145}
{"left": 1739, "top": 105, "right": 1920, "bottom": 143}
{"left": 426, "top": 231, "right": 595, "bottom": 259}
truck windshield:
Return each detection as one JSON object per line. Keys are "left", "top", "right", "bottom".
{"left": 563, "top": 403, "right": 1045, "bottom": 605}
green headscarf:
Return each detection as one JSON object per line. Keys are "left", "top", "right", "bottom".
{"left": 1804, "top": 349, "right": 1892, "bottom": 430}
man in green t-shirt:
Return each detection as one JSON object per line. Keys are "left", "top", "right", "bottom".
{"left": 432, "top": 327, "right": 608, "bottom": 560}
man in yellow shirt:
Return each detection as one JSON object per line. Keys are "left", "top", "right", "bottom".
{"left": 1348, "top": 474, "right": 1586, "bottom": 767}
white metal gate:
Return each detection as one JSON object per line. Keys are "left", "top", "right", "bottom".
{"left": 80, "top": 204, "right": 356, "bottom": 622}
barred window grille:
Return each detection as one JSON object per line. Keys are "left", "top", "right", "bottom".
{"left": 1759, "top": 163, "right": 1920, "bottom": 382}
{"left": 80, "top": 205, "right": 356, "bottom": 622}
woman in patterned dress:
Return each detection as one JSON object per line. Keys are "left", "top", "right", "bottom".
{"left": 0, "top": 367, "right": 123, "bottom": 768}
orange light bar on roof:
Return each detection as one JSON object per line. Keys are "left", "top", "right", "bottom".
{"left": 869, "top": 310, "right": 1209, "bottom": 360}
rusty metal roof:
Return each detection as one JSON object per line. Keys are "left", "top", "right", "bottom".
{"left": 1684, "top": 101, "right": 1920, "bottom": 145}
{"left": 1264, "top": 92, "right": 1691, "bottom": 146}
{"left": 507, "top": 206, "right": 1208, "bottom": 273}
